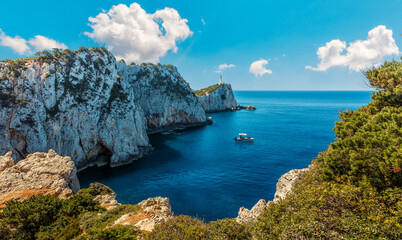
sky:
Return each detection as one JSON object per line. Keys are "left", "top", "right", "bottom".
{"left": 0, "top": 0, "right": 401, "bottom": 90}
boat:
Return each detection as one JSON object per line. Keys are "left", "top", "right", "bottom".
{"left": 161, "top": 131, "right": 174, "bottom": 135}
{"left": 234, "top": 133, "right": 254, "bottom": 142}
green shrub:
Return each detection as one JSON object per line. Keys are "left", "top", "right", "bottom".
{"left": 77, "top": 225, "right": 138, "bottom": 240}
{"left": 0, "top": 195, "right": 62, "bottom": 239}
{"left": 145, "top": 215, "right": 208, "bottom": 240}
{"left": 79, "top": 204, "right": 139, "bottom": 230}
{"left": 253, "top": 166, "right": 402, "bottom": 239}
{"left": 208, "top": 218, "right": 252, "bottom": 239}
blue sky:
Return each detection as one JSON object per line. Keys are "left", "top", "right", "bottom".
{"left": 0, "top": 0, "right": 401, "bottom": 90}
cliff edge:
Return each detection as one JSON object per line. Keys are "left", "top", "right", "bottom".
{"left": 195, "top": 83, "right": 238, "bottom": 113}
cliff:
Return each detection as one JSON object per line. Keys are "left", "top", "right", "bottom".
{"left": 0, "top": 48, "right": 207, "bottom": 169}
{"left": 0, "top": 149, "right": 79, "bottom": 207}
{"left": 117, "top": 62, "right": 207, "bottom": 133}
{"left": 0, "top": 48, "right": 151, "bottom": 170}
{"left": 195, "top": 84, "right": 238, "bottom": 113}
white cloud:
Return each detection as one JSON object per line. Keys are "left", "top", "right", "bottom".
{"left": 214, "top": 63, "right": 235, "bottom": 73}
{"left": 218, "top": 63, "right": 235, "bottom": 70}
{"left": 249, "top": 59, "right": 272, "bottom": 77}
{"left": 306, "top": 25, "right": 399, "bottom": 71}
{"left": 201, "top": 18, "right": 206, "bottom": 25}
{"left": 85, "top": 3, "right": 193, "bottom": 63}
{"left": 0, "top": 29, "right": 67, "bottom": 55}
{"left": 28, "top": 35, "right": 67, "bottom": 51}
{"left": 0, "top": 30, "right": 30, "bottom": 54}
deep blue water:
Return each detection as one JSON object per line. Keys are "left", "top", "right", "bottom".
{"left": 78, "top": 91, "right": 372, "bottom": 221}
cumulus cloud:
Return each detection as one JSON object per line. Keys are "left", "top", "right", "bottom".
{"left": 28, "top": 35, "right": 67, "bottom": 51}
{"left": 306, "top": 25, "right": 399, "bottom": 71}
{"left": 249, "top": 59, "right": 272, "bottom": 77}
{"left": 0, "top": 29, "right": 67, "bottom": 55}
{"left": 0, "top": 30, "right": 30, "bottom": 54}
{"left": 85, "top": 3, "right": 193, "bottom": 63}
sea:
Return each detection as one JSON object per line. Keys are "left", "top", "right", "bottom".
{"left": 78, "top": 91, "right": 372, "bottom": 222}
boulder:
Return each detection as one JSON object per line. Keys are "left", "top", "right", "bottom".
{"left": 114, "top": 197, "right": 173, "bottom": 232}
{"left": 0, "top": 150, "right": 79, "bottom": 207}
{"left": 236, "top": 199, "right": 271, "bottom": 224}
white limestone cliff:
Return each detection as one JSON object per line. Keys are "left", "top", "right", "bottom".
{"left": 0, "top": 48, "right": 208, "bottom": 169}
{"left": 196, "top": 84, "right": 238, "bottom": 113}
{"left": 117, "top": 62, "right": 207, "bottom": 133}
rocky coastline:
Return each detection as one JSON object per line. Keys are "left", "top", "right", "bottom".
{"left": 0, "top": 48, "right": 210, "bottom": 170}
{"left": 0, "top": 149, "right": 305, "bottom": 234}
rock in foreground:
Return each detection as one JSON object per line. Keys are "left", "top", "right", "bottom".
{"left": 0, "top": 149, "right": 79, "bottom": 207}
{"left": 236, "top": 167, "right": 308, "bottom": 223}
{"left": 114, "top": 197, "right": 173, "bottom": 232}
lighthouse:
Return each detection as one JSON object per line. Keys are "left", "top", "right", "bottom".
{"left": 219, "top": 74, "right": 223, "bottom": 85}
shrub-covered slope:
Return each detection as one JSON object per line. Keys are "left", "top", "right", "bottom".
{"left": 253, "top": 60, "right": 402, "bottom": 239}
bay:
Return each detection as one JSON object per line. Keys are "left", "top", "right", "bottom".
{"left": 78, "top": 91, "right": 372, "bottom": 221}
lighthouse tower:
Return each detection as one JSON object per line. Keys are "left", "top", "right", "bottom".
{"left": 219, "top": 74, "right": 223, "bottom": 85}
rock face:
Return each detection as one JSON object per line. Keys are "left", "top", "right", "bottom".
{"left": 0, "top": 151, "right": 13, "bottom": 172}
{"left": 273, "top": 168, "right": 309, "bottom": 203}
{"left": 1, "top": 47, "right": 213, "bottom": 169}
{"left": 94, "top": 192, "right": 121, "bottom": 210}
{"left": 236, "top": 199, "right": 271, "bottom": 224}
{"left": 0, "top": 48, "right": 151, "bottom": 170}
{"left": 0, "top": 150, "right": 79, "bottom": 207}
{"left": 114, "top": 197, "right": 173, "bottom": 232}
{"left": 196, "top": 84, "right": 237, "bottom": 113}
{"left": 117, "top": 63, "right": 207, "bottom": 133}
{"left": 236, "top": 168, "right": 308, "bottom": 223}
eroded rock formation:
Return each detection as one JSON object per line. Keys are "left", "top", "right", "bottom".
{"left": 114, "top": 197, "right": 174, "bottom": 232}
{"left": 0, "top": 149, "right": 79, "bottom": 207}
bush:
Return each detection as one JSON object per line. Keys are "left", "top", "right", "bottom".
{"left": 253, "top": 166, "right": 402, "bottom": 239}
{"left": 145, "top": 215, "right": 208, "bottom": 240}
{"left": 77, "top": 225, "right": 138, "bottom": 240}
{"left": 194, "top": 84, "right": 225, "bottom": 96}
{"left": 0, "top": 183, "right": 111, "bottom": 239}
{"left": 208, "top": 218, "right": 252, "bottom": 239}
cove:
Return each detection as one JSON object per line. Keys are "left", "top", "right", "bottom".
{"left": 78, "top": 91, "right": 372, "bottom": 221}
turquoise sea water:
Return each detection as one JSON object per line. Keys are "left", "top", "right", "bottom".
{"left": 78, "top": 91, "right": 372, "bottom": 221}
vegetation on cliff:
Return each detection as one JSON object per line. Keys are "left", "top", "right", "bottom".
{"left": 254, "top": 60, "right": 402, "bottom": 239}
{"left": 193, "top": 83, "right": 229, "bottom": 97}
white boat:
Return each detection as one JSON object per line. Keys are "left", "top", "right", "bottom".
{"left": 161, "top": 131, "right": 174, "bottom": 135}
{"left": 234, "top": 133, "right": 254, "bottom": 142}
